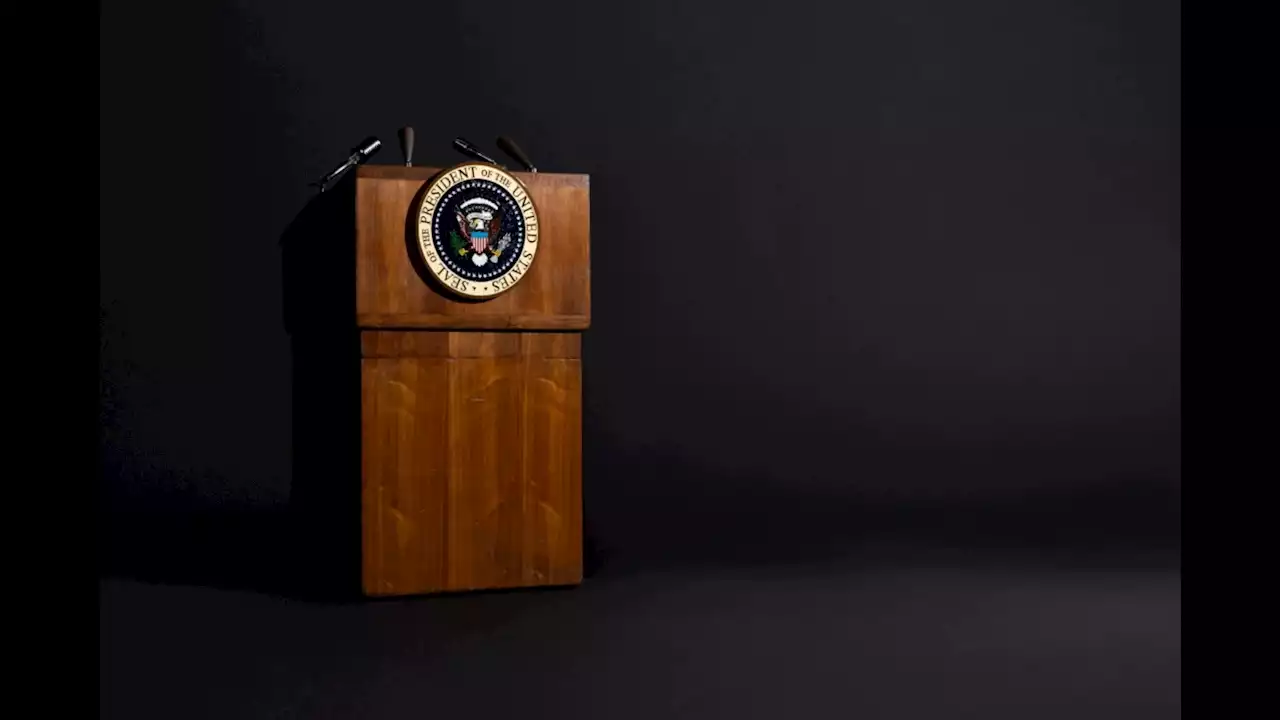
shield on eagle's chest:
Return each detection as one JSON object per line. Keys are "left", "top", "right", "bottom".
{"left": 469, "top": 231, "right": 489, "bottom": 253}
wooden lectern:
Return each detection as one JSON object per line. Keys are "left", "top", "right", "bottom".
{"left": 284, "top": 164, "right": 589, "bottom": 598}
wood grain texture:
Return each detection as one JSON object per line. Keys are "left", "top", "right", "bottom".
{"left": 361, "top": 331, "right": 583, "bottom": 596}
{"left": 351, "top": 166, "right": 588, "bottom": 597}
{"left": 361, "top": 357, "right": 449, "bottom": 594}
{"left": 357, "top": 313, "right": 589, "bottom": 330}
{"left": 354, "top": 167, "right": 590, "bottom": 331}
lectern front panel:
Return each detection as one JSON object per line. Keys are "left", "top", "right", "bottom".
{"left": 359, "top": 331, "right": 583, "bottom": 596}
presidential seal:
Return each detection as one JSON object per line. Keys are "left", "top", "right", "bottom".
{"left": 414, "top": 163, "right": 540, "bottom": 299}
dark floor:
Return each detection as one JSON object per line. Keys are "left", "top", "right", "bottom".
{"left": 100, "top": 539, "right": 1180, "bottom": 720}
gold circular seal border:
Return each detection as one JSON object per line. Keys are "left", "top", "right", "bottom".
{"left": 414, "top": 162, "right": 540, "bottom": 299}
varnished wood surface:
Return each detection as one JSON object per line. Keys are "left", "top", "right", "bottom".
{"left": 361, "top": 331, "right": 583, "bottom": 596}
{"left": 362, "top": 331, "right": 580, "bottom": 358}
{"left": 354, "top": 166, "right": 590, "bottom": 331}
{"left": 356, "top": 313, "right": 589, "bottom": 330}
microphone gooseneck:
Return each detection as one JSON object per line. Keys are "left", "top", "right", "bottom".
{"left": 452, "top": 137, "right": 501, "bottom": 166}
{"left": 313, "top": 136, "right": 383, "bottom": 191}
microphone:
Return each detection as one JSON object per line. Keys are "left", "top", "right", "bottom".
{"left": 452, "top": 137, "right": 501, "bottom": 166}
{"left": 496, "top": 136, "right": 537, "bottom": 172}
{"left": 397, "top": 127, "right": 415, "bottom": 167}
{"left": 312, "top": 136, "right": 382, "bottom": 191}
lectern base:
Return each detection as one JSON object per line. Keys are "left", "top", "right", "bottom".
{"left": 360, "top": 330, "right": 582, "bottom": 597}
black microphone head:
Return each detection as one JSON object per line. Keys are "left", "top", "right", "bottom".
{"left": 495, "top": 135, "right": 536, "bottom": 172}
{"left": 452, "top": 137, "right": 500, "bottom": 165}
{"left": 353, "top": 136, "right": 382, "bottom": 161}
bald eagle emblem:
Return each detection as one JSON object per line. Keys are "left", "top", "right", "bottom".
{"left": 450, "top": 198, "right": 513, "bottom": 267}
{"left": 415, "top": 163, "right": 539, "bottom": 299}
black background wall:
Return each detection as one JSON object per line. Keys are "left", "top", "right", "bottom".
{"left": 100, "top": 2, "right": 1180, "bottom": 717}
{"left": 100, "top": 0, "right": 1179, "bottom": 580}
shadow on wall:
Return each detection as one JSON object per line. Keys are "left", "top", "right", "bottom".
{"left": 101, "top": 184, "right": 362, "bottom": 601}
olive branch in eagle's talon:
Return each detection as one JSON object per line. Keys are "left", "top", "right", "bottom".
{"left": 449, "top": 230, "right": 469, "bottom": 256}
{"left": 453, "top": 211, "right": 472, "bottom": 256}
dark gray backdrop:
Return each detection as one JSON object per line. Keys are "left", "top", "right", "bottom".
{"left": 100, "top": 0, "right": 1180, "bottom": 577}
